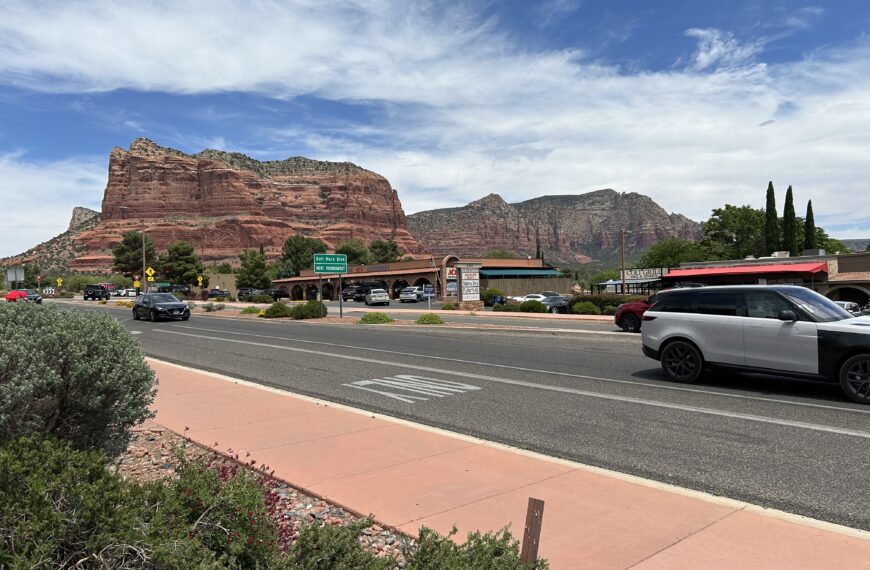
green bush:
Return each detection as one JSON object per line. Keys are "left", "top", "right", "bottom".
{"left": 519, "top": 300, "right": 548, "bottom": 313}
{"left": 290, "top": 300, "right": 327, "bottom": 320}
{"left": 172, "top": 290, "right": 186, "bottom": 300}
{"left": 242, "top": 294, "right": 275, "bottom": 304}
{"left": 567, "top": 294, "right": 643, "bottom": 311}
{"left": 415, "top": 313, "right": 445, "bottom": 325}
{"left": 481, "top": 287, "right": 506, "bottom": 307}
{"left": 406, "top": 526, "right": 548, "bottom": 569}
{"left": 240, "top": 306, "right": 261, "bottom": 315}
{"left": 203, "top": 302, "right": 215, "bottom": 312}
{"left": 288, "top": 519, "right": 393, "bottom": 569}
{"left": 442, "top": 302, "right": 457, "bottom": 310}
{"left": 264, "top": 302, "right": 293, "bottom": 318}
{"left": 213, "top": 295, "right": 236, "bottom": 302}
{"left": 59, "top": 291, "right": 75, "bottom": 298}
{"left": 0, "top": 303, "right": 155, "bottom": 458}
{"left": 603, "top": 305, "right": 618, "bottom": 315}
{"left": 493, "top": 303, "right": 521, "bottom": 312}
{"left": 572, "top": 301, "right": 601, "bottom": 315}
{"left": 0, "top": 436, "right": 290, "bottom": 569}
{"left": 358, "top": 312, "right": 394, "bottom": 324}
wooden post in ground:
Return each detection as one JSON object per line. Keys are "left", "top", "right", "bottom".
{"left": 520, "top": 497, "right": 545, "bottom": 564}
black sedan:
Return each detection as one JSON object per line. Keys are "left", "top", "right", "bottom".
{"left": 540, "top": 295, "right": 569, "bottom": 314}
{"left": 133, "top": 293, "right": 190, "bottom": 322}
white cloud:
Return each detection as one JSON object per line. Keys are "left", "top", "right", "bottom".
{"left": 0, "top": 0, "right": 869, "bottom": 251}
{"left": 0, "top": 152, "right": 106, "bottom": 257}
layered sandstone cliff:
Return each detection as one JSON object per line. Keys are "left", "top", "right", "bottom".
{"left": 65, "top": 138, "right": 423, "bottom": 270}
{"left": 406, "top": 190, "right": 702, "bottom": 263}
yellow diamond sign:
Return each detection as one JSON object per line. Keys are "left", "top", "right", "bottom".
{"left": 56, "top": 277, "right": 63, "bottom": 287}
{"left": 145, "top": 267, "right": 155, "bottom": 277}
{"left": 133, "top": 280, "right": 140, "bottom": 288}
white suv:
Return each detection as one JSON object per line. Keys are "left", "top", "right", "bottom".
{"left": 399, "top": 286, "right": 424, "bottom": 302}
{"left": 641, "top": 285, "right": 870, "bottom": 404}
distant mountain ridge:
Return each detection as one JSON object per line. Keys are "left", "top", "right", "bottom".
{"left": 406, "top": 190, "right": 702, "bottom": 264}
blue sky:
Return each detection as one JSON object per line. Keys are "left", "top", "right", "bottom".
{"left": 2, "top": 0, "right": 870, "bottom": 257}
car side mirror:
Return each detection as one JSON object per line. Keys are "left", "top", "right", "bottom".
{"left": 778, "top": 310, "right": 798, "bottom": 322}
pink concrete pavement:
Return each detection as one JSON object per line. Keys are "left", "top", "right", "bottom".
{"left": 149, "top": 358, "right": 870, "bottom": 569}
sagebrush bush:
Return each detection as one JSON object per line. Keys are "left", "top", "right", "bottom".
{"left": 493, "top": 303, "right": 521, "bottom": 312}
{"left": 406, "top": 526, "right": 548, "bottom": 569}
{"left": 242, "top": 294, "right": 275, "bottom": 304}
{"left": 572, "top": 301, "right": 601, "bottom": 315}
{"left": 264, "top": 302, "right": 293, "bottom": 318}
{"left": 603, "top": 305, "right": 618, "bottom": 315}
{"left": 240, "top": 306, "right": 261, "bottom": 315}
{"left": 519, "top": 300, "right": 548, "bottom": 313}
{"left": 288, "top": 519, "right": 393, "bottom": 569}
{"left": 415, "top": 313, "right": 445, "bottom": 325}
{"left": 481, "top": 287, "right": 506, "bottom": 307}
{"left": 0, "top": 303, "right": 155, "bottom": 457}
{"left": 358, "top": 312, "right": 394, "bottom": 324}
{"left": 442, "top": 302, "right": 457, "bottom": 310}
{"left": 290, "top": 300, "right": 327, "bottom": 320}
{"left": 567, "top": 294, "right": 643, "bottom": 311}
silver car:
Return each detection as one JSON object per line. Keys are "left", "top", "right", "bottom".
{"left": 365, "top": 288, "right": 390, "bottom": 306}
{"left": 399, "top": 286, "right": 424, "bottom": 302}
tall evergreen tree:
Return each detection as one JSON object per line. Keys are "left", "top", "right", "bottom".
{"left": 763, "top": 181, "right": 780, "bottom": 254}
{"left": 804, "top": 200, "right": 817, "bottom": 250}
{"left": 112, "top": 231, "right": 157, "bottom": 277}
{"left": 158, "top": 240, "right": 204, "bottom": 286}
{"left": 782, "top": 186, "right": 797, "bottom": 256}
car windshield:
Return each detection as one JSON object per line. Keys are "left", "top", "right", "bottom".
{"left": 24, "top": 289, "right": 38, "bottom": 295}
{"left": 151, "top": 293, "right": 180, "bottom": 303}
{"left": 781, "top": 288, "right": 852, "bottom": 322}
{"left": 370, "top": 289, "right": 386, "bottom": 294}
{"left": 402, "top": 288, "right": 416, "bottom": 293}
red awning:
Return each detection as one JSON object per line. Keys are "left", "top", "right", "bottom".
{"left": 665, "top": 262, "right": 827, "bottom": 278}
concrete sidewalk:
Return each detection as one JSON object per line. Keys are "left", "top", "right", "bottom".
{"left": 149, "top": 359, "right": 870, "bottom": 569}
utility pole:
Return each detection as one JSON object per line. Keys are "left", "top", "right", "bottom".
{"left": 620, "top": 229, "right": 627, "bottom": 296}
{"left": 142, "top": 230, "right": 146, "bottom": 293}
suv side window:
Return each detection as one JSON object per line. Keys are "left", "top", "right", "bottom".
{"left": 694, "top": 291, "right": 739, "bottom": 317}
{"left": 744, "top": 291, "right": 794, "bottom": 319}
{"left": 652, "top": 291, "right": 696, "bottom": 313}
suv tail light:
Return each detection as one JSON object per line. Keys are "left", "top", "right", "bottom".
{"left": 642, "top": 315, "right": 657, "bottom": 321}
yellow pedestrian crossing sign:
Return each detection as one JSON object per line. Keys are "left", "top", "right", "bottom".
{"left": 133, "top": 280, "right": 140, "bottom": 288}
{"left": 145, "top": 267, "right": 155, "bottom": 277}
{"left": 56, "top": 277, "right": 63, "bottom": 287}
{"left": 197, "top": 275, "right": 203, "bottom": 286}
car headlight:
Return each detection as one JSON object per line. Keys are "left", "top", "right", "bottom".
{"left": 156, "top": 307, "right": 167, "bottom": 312}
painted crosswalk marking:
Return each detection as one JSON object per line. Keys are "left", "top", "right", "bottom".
{"left": 345, "top": 375, "right": 481, "bottom": 404}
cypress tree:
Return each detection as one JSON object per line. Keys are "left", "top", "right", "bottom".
{"left": 782, "top": 185, "right": 797, "bottom": 256}
{"left": 764, "top": 181, "right": 780, "bottom": 254}
{"left": 804, "top": 200, "right": 817, "bottom": 250}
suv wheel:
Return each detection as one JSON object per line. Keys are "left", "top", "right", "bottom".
{"left": 660, "top": 340, "right": 704, "bottom": 383}
{"left": 839, "top": 354, "right": 870, "bottom": 404}
{"left": 148, "top": 310, "right": 156, "bottom": 322}
{"left": 619, "top": 313, "right": 641, "bottom": 333}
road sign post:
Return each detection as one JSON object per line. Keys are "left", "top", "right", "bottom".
{"left": 313, "top": 254, "right": 348, "bottom": 319}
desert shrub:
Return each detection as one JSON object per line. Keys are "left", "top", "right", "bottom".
{"left": 493, "top": 303, "right": 521, "bottom": 312}
{"left": 442, "top": 302, "right": 457, "bottom": 310}
{"left": 405, "top": 526, "right": 548, "bottom": 569}
{"left": 213, "top": 295, "right": 236, "bottom": 302}
{"left": 264, "top": 302, "right": 293, "bottom": 318}
{"left": 290, "top": 300, "right": 326, "bottom": 320}
{"left": 415, "top": 313, "right": 445, "bottom": 325}
{"left": 172, "top": 290, "right": 186, "bottom": 300}
{"left": 519, "top": 300, "right": 548, "bottom": 313}
{"left": 567, "top": 294, "right": 642, "bottom": 311}
{"left": 481, "top": 288, "right": 506, "bottom": 307}
{"left": 98, "top": 299, "right": 108, "bottom": 304}
{"left": 214, "top": 303, "right": 226, "bottom": 311}
{"left": 0, "top": 436, "right": 290, "bottom": 569}
{"left": 0, "top": 303, "right": 155, "bottom": 457}
{"left": 202, "top": 302, "right": 215, "bottom": 312}
{"left": 358, "top": 312, "right": 394, "bottom": 324}
{"left": 603, "top": 305, "right": 618, "bottom": 315}
{"left": 288, "top": 519, "right": 393, "bottom": 570}
{"left": 252, "top": 294, "right": 276, "bottom": 304}
{"left": 187, "top": 301, "right": 197, "bottom": 309}
{"left": 240, "top": 306, "right": 261, "bottom": 315}
{"left": 572, "top": 301, "right": 601, "bottom": 315}
{"left": 59, "top": 291, "right": 75, "bottom": 298}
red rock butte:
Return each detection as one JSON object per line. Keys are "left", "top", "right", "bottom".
{"left": 69, "top": 138, "right": 425, "bottom": 271}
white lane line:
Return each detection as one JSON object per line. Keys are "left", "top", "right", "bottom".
{"left": 154, "top": 328, "right": 870, "bottom": 440}
{"left": 171, "top": 324, "right": 870, "bottom": 415}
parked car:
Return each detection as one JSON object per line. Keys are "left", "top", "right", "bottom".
{"left": 833, "top": 301, "right": 861, "bottom": 316}
{"left": 207, "top": 288, "right": 230, "bottom": 299}
{"left": 511, "top": 293, "right": 553, "bottom": 303}
{"left": 122, "top": 288, "right": 140, "bottom": 297}
{"left": 132, "top": 293, "right": 191, "bottom": 322}
{"left": 353, "top": 286, "right": 373, "bottom": 302}
{"left": 614, "top": 294, "right": 658, "bottom": 333}
{"left": 158, "top": 284, "right": 191, "bottom": 294}
{"left": 341, "top": 286, "right": 360, "bottom": 301}
{"left": 83, "top": 284, "right": 110, "bottom": 301}
{"left": 399, "top": 286, "right": 425, "bottom": 302}
{"left": 260, "top": 288, "right": 290, "bottom": 301}
{"left": 238, "top": 287, "right": 260, "bottom": 298}
{"left": 364, "top": 288, "right": 390, "bottom": 306}
{"left": 540, "top": 295, "right": 569, "bottom": 314}
{"left": 641, "top": 285, "right": 870, "bottom": 404}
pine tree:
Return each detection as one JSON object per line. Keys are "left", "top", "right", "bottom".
{"left": 804, "top": 200, "right": 817, "bottom": 250}
{"left": 763, "top": 181, "right": 780, "bottom": 254}
{"left": 782, "top": 186, "right": 797, "bottom": 256}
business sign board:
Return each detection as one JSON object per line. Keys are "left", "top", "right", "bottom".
{"left": 422, "top": 284, "right": 435, "bottom": 299}
{"left": 314, "top": 253, "right": 347, "bottom": 274}
{"left": 446, "top": 267, "right": 458, "bottom": 280}
{"left": 6, "top": 267, "right": 24, "bottom": 283}
{"left": 622, "top": 267, "right": 666, "bottom": 280}
{"left": 457, "top": 263, "right": 481, "bottom": 302}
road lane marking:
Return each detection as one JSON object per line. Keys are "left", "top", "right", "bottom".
{"left": 170, "top": 324, "right": 870, "bottom": 415}
{"left": 154, "top": 328, "right": 870, "bottom": 440}
{"left": 345, "top": 375, "right": 481, "bottom": 403}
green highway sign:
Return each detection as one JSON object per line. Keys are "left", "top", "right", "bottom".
{"left": 313, "top": 253, "right": 347, "bottom": 274}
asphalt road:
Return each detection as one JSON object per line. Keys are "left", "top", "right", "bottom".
{"left": 66, "top": 303, "right": 870, "bottom": 531}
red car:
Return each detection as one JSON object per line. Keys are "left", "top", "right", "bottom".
{"left": 5, "top": 289, "right": 28, "bottom": 302}
{"left": 614, "top": 294, "right": 657, "bottom": 332}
